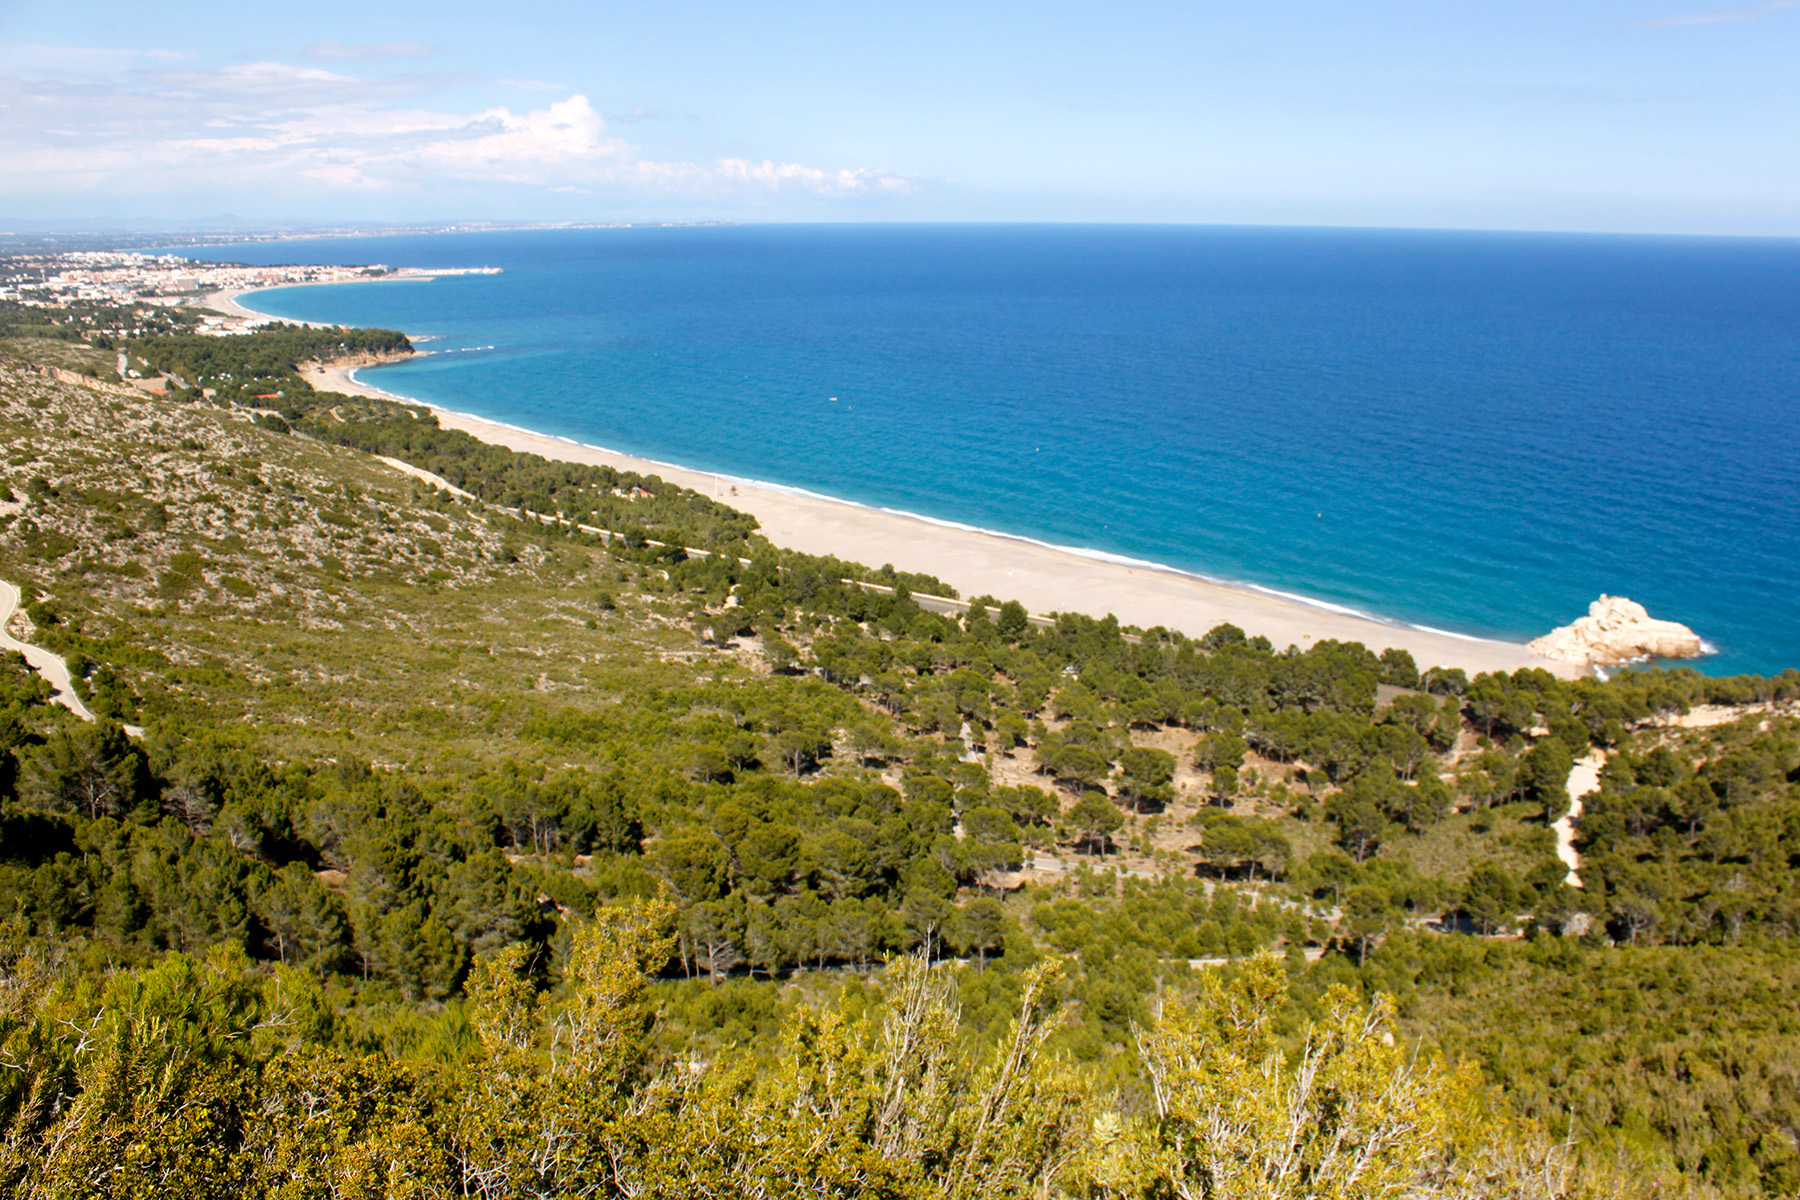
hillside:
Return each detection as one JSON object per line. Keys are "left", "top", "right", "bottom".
{"left": 1, "top": 332, "right": 1798, "bottom": 1196}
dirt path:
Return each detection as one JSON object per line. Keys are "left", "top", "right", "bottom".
{"left": 1556, "top": 750, "right": 1607, "bottom": 888}
{"left": 1, "top": 580, "right": 96, "bottom": 721}
{"left": 0, "top": 579, "right": 142, "bottom": 736}
{"left": 376, "top": 455, "right": 477, "bottom": 501}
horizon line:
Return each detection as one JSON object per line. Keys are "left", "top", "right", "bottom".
{"left": 5, "top": 216, "right": 1799, "bottom": 245}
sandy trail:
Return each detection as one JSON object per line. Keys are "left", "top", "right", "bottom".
{"left": 1556, "top": 750, "right": 1607, "bottom": 888}
{"left": 1, "top": 579, "right": 101, "bottom": 724}
{"left": 297, "top": 350, "right": 1581, "bottom": 680}
{"left": 375, "top": 455, "right": 477, "bottom": 501}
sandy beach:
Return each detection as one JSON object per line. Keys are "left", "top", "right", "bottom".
{"left": 204, "top": 288, "right": 303, "bottom": 323}
{"left": 205, "top": 286, "right": 360, "bottom": 331}
{"left": 202, "top": 269, "right": 487, "bottom": 327}
{"left": 296, "top": 352, "right": 1582, "bottom": 680}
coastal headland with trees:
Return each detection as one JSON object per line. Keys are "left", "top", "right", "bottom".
{"left": 0, "top": 288, "right": 1797, "bottom": 1197}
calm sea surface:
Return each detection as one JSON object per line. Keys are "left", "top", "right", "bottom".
{"left": 185, "top": 225, "right": 1800, "bottom": 676}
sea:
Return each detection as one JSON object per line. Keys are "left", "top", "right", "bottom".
{"left": 176, "top": 225, "right": 1800, "bottom": 677}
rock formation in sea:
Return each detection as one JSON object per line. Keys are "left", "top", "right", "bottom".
{"left": 1528, "top": 595, "right": 1705, "bottom": 666}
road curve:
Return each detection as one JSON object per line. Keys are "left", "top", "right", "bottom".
{"left": 0, "top": 579, "right": 98, "bottom": 721}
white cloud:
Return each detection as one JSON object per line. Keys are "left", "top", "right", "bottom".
{"left": 306, "top": 40, "right": 436, "bottom": 60}
{"left": 715, "top": 158, "right": 918, "bottom": 196}
{"left": 0, "top": 52, "right": 911, "bottom": 204}
{"left": 406, "top": 95, "right": 626, "bottom": 182}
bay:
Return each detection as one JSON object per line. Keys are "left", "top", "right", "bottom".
{"left": 186, "top": 224, "right": 1800, "bottom": 676}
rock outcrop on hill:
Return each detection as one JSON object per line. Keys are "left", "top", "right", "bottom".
{"left": 1528, "top": 595, "right": 1705, "bottom": 666}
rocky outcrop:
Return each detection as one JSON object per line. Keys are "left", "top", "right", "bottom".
{"left": 1528, "top": 595, "right": 1705, "bottom": 666}
{"left": 34, "top": 365, "right": 137, "bottom": 398}
{"left": 302, "top": 349, "right": 414, "bottom": 370}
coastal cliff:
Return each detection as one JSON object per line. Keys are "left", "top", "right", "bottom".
{"left": 303, "top": 348, "right": 414, "bottom": 371}
{"left": 1529, "top": 594, "right": 1705, "bottom": 666}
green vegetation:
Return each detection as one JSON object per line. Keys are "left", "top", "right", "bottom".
{"left": 132, "top": 324, "right": 411, "bottom": 403}
{"left": 1362, "top": 935, "right": 1800, "bottom": 1198}
{"left": 0, "top": 296, "right": 200, "bottom": 347}
{"left": 0, "top": 318, "right": 1797, "bottom": 1195}
{"left": 0, "top": 922, "right": 1593, "bottom": 1199}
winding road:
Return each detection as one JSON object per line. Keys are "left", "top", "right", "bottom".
{"left": 0, "top": 579, "right": 141, "bottom": 736}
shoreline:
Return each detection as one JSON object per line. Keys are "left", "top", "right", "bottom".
{"left": 232, "top": 278, "right": 1581, "bottom": 679}
{"left": 201, "top": 268, "right": 497, "bottom": 327}
{"left": 205, "top": 287, "right": 311, "bottom": 323}
{"left": 286, "top": 343, "right": 1582, "bottom": 680}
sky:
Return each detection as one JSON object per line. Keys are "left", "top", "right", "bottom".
{"left": 1, "top": 1, "right": 1796, "bottom": 234}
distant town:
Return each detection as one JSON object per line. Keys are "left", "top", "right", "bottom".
{"left": 0, "top": 252, "right": 502, "bottom": 337}
{"left": 0, "top": 252, "right": 388, "bottom": 332}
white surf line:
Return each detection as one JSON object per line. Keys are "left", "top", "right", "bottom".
{"left": 0, "top": 580, "right": 143, "bottom": 737}
{"left": 1556, "top": 749, "right": 1606, "bottom": 888}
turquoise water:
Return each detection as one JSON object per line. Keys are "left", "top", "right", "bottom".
{"left": 192, "top": 225, "right": 1800, "bottom": 675}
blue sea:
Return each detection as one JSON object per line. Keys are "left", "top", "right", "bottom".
{"left": 182, "top": 225, "right": 1800, "bottom": 676}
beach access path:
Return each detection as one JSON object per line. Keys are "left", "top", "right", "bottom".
{"left": 1550, "top": 703, "right": 1795, "bottom": 891}
{"left": 302, "top": 354, "right": 1581, "bottom": 681}
{"left": 1556, "top": 750, "right": 1606, "bottom": 888}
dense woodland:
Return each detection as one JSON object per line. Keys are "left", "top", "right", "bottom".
{"left": 0, "top": 314, "right": 1798, "bottom": 1196}
{"left": 133, "top": 325, "right": 413, "bottom": 402}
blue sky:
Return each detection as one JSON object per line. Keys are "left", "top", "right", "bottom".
{"left": 2, "top": 1, "right": 1795, "bottom": 233}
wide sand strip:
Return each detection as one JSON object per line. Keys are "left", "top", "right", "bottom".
{"left": 299, "top": 355, "right": 1577, "bottom": 680}
{"left": 202, "top": 289, "right": 283, "bottom": 322}
{"left": 203, "top": 272, "right": 479, "bottom": 327}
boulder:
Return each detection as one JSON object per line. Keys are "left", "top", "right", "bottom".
{"left": 1528, "top": 595, "right": 1705, "bottom": 666}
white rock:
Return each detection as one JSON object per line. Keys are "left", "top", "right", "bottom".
{"left": 1528, "top": 595, "right": 1705, "bottom": 667}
